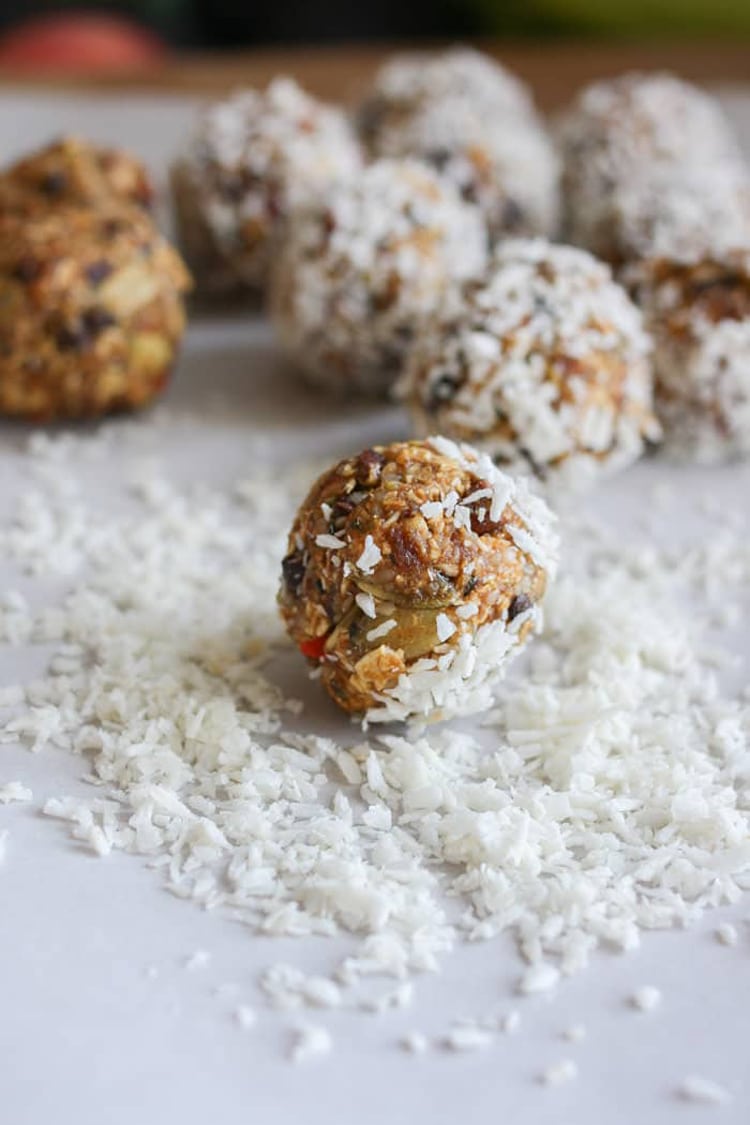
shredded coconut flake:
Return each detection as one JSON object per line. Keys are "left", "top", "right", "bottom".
{"left": 444, "top": 1025, "right": 493, "bottom": 1052}
{"left": 234, "top": 1005, "right": 257, "bottom": 1029}
{"left": 315, "top": 533, "right": 346, "bottom": 550}
{"left": 366, "top": 619, "right": 397, "bottom": 642}
{"left": 518, "top": 963, "right": 560, "bottom": 995}
{"left": 0, "top": 781, "right": 33, "bottom": 804}
{"left": 540, "top": 1059, "right": 578, "bottom": 1086}
{"left": 356, "top": 535, "right": 382, "bottom": 575}
{"left": 679, "top": 1076, "right": 732, "bottom": 1106}
{"left": 715, "top": 922, "right": 738, "bottom": 947}
{"left": 630, "top": 986, "right": 662, "bottom": 1013}
{"left": 355, "top": 591, "right": 377, "bottom": 619}
{"left": 289, "top": 1023, "right": 332, "bottom": 1064}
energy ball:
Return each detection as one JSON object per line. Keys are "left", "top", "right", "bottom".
{"left": 0, "top": 205, "right": 191, "bottom": 421}
{"left": 626, "top": 252, "right": 750, "bottom": 462}
{"left": 171, "top": 78, "right": 362, "bottom": 295}
{"left": 279, "top": 436, "right": 558, "bottom": 724}
{"left": 358, "top": 48, "right": 559, "bottom": 241}
{"left": 269, "top": 159, "right": 487, "bottom": 396}
{"left": 403, "top": 240, "right": 659, "bottom": 486}
{"left": 559, "top": 72, "right": 745, "bottom": 265}
{"left": 0, "top": 136, "right": 153, "bottom": 216}
{"left": 605, "top": 165, "right": 750, "bottom": 267}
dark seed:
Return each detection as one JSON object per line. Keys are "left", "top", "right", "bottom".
{"left": 508, "top": 593, "right": 532, "bottom": 621}
{"left": 427, "top": 374, "right": 459, "bottom": 410}
{"left": 331, "top": 495, "right": 356, "bottom": 521}
{"left": 463, "top": 577, "right": 479, "bottom": 596}
{"left": 40, "top": 170, "right": 67, "bottom": 197}
{"left": 281, "top": 551, "right": 305, "bottom": 596}
{"left": 427, "top": 147, "right": 453, "bottom": 172}
{"left": 102, "top": 218, "right": 125, "bottom": 239}
{"left": 517, "top": 447, "right": 547, "bottom": 481}
{"left": 355, "top": 449, "right": 385, "bottom": 488}
{"left": 82, "top": 307, "right": 116, "bottom": 335}
{"left": 55, "top": 324, "right": 86, "bottom": 351}
{"left": 13, "top": 256, "right": 41, "bottom": 283}
{"left": 85, "top": 260, "right": 113, "bottom": 286}
{"left": 501, "top": 198, "right": 524, "bottom": 230}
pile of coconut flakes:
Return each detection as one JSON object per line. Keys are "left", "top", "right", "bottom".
{"left": 1, "top": 417, "right": 749, "bottom": 1058}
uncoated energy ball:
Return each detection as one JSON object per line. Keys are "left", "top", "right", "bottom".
{"left": 0, "top": 205, "right": 191, "bottom": 421}
{"left": 626, "top": 252, "right": 750, "bottom": 463}
{"left": 270, "top": 159, "right": 487, "bottom": 396}
{"left": 279, "top": 437, "right": 558, "bottom": 724}
{"left": 357, "top": 48, "right": 560, "bottom": 242}
{"left": 0, "top": 136, "right": 153, "bottom": 216}
{"left": 171, "top": 78, "right": 362, "bottom": 295}
{"left": 403, "top": 240, "right": 659, "bottom": 486}
{"left": 558, "top": 72, "right": 746, "bottom": 266}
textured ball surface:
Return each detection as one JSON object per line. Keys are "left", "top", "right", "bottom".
{"left": 279, "top": 437, "right": 558, "bottom": 723}
{"left": 358, "top": 48, "right": 559, "bottom": 242}
{"left": 404, "top": 240, "right": 659, "bottom": 486}
{"left": 270, "top": 159, "right": 487, "bottom": 396}
{"left": 559, "top": 72, "right": 745, "bottom": 265}
{"left": 0, "top": 205, "right": 191, "bottom": 421}
{"left": 0, "top": 135, "right": 153, "bottom": 216}
{"left": 171, "top": 78, "right": 362, "bottom": 295}
{"left": 627, "top": 252, "right": 750, "bottom": 462}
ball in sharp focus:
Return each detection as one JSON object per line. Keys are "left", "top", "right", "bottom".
{"left": 171, "top": 78, "right": 362, "bottom": 296}
{"left": 626, "top": 251, "right": 750, "bottom": 463}
{"left": 279, "top": 437, "right": 558, "bottom": 724}
{"left": 357, "top": 47, "right": 559, "bottom": 243}
{"left": 269, "top": 158, "right": 487, "bottom": 397}
{"left": 404, "top": 239, "right": 659, "bottom": 487}
{"left": 0, "top": 204, "right": 191, "bottom": 421}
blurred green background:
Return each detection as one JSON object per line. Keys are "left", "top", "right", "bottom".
{"left": 2, "top": 0, "right": 750, "bottom": 47}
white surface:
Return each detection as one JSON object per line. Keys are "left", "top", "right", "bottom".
{"left": 1, "top": 91, "right": 750, "bottom": 1125}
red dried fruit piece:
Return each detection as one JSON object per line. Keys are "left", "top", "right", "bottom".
{"left": 299, "top": 635, "right": 327, "bottom": 661}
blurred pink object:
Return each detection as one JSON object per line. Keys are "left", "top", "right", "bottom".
{"left": 0, "top": 13, "right": 167, "bottom": 72}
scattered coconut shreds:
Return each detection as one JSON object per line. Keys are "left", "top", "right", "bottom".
{"left": 289, "top": 1024, "right": 332, "bottom": 1064}
{"left": 562, "top": 1023, "right": 586, "bottom": 1043}
{"left": 234, "top": 1005, "right": 257, "bottom": 1030}
{"left": 0, "top": 781, "right": 33, "bottom": 804}
{"left": 361, "top": 981, "right": 414, "bottom": 1014}
{"left": 261, "top": 964, "right": 342, "bottom": 1010}
{"left": 715, "top": 922, "right": 739, "bottom": 947}
{"left": 678, "top": 1076, "right": 733, "bottom": 1106}
{"left": 1, "top": 423, "right": 750, "bottom": 1050}
{"left": 540, "top": 1059, "right": 578, "bottom": 1087}
{"left": 630, "top": 986, "right": 662, "bottom": 1013}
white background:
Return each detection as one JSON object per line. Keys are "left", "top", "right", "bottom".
{"left": 1, "top": 91, "right": 749, "bottom": 1125}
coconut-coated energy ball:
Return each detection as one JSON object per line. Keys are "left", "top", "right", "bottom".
{"left": 269, "top": 159, "right": 487, "bottom": 397}
{"left": 279, "top": 437, "right": 558, "bottom": 724}
{"left": 171, "top": 78, "right": 362, "bottom": 295}
{"left": 626, "top": 252, "right": 750, "bottom": 462}
{"left": 0, "top": 205, "right": 191, "bottom": 421}
{"left": 559, "top": 72, "right": 745, "bottom": 265}
{"left": 404, "top": 240, "right": 659, "bottom": 486}
{"left": 0, "top": 136, "right": 153, "bottom": 217}
{"left": 358, "top": 48, "right": 559, "bottom": 242}
{"left": 606, "top": 164, "right": 750, "bottom": 267}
